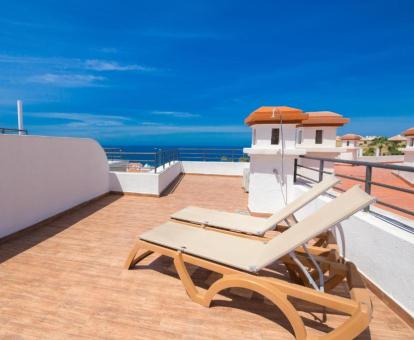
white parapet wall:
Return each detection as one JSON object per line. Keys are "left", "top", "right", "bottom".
{"left": 180, "top": 161, "right": 249, "bottom": 176}
{"left": 109, "top": 161, "right": 182, "bottom": 195}
{"left": 395, "top": 169, "right": 414, "bottom": 184}
{"left": 293, "top": 183, "right": 414, "bottom": 317}
{"left": 396, "top": 148, "right": 414, "bottom": 184}
{"left": 0, "top": 135, "right": 109, "bottom": 238}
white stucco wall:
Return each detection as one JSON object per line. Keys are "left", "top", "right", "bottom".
{"left": 0, "top": 135, "right": 109, "bottom": 238}
{"left": 248, "top": 154, "right": 296, "bottom": 213}
{"left": 181, "top": 161, "right": 249, "bottom": 176}
{"left": 109, "top": 161, "right": 181, "bottom": 195}
{"left": 295, "top": 126, "right": 343, "bottom": 182}
{"left": 339, "top": 149, "right": 359, "bottom": 161}
{"left": 299, "top": 126, "right": 337, "bottom": 148}
{"left": 252, "top": 124, "right": 297, "bottom": 149}
{"left": 395, "top": 149, "right": 414, "bottom": 184}
{"left": 109, "top": 161, "right": 248, "bottom": 195}
{"left": 293, "top": 184, "right": 414, "bottom": 317}
{"left": 394, "top": 170, "right": 414, "bottom": 185}
{"left": 341, "top": 140, "right": 359, "bottom": 148}
{"left": 159, "top": 161, "right": 182, "bottom": 193}
{"left": 404, "top": 148, "right": 414, "bottom": 163}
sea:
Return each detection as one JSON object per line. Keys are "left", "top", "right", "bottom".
{"left": 103, "top": 145, "right": 248, "bottom": 166}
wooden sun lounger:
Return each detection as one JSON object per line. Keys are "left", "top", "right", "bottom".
{"left": 171, "top": 175, "right": 340, "bottom": 236}
{"left": 125, "top": 186, "right": 375, "bottom": 339}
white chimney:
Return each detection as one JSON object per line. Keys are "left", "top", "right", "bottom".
{"left": 243, "top": 106, "right": 307, "bottom": 214}
{"left": 17, "top": 100, "right": 24, "bottom": 135}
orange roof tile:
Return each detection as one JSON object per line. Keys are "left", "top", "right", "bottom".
{"left": 244, "top": 106, "right": 308, "bottom": 126}
{"left": 341, "top": 133, "right": 362, "bottom": 141}
{"left": 402, "top": 127, "right": 414, "bottom": 137}
{"left": 298, "top": 111, "right": 349, "bottom": 127}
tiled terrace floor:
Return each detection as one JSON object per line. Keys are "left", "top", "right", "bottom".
{"left": 0, "top": 175, "right": 413, "bottom": 339}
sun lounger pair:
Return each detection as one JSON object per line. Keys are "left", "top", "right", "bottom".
{"left": 125, "top": 184, "right": 375, "bottom": 339}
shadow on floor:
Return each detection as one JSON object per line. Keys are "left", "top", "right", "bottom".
{"left": 0, "top": 194, "right": 121, "bottom": 265}
{"left": 132, "top": 254, "right": 372, "bottom": 339}
{"left": 160, "top": 173, "right": 185, "bottom": 196}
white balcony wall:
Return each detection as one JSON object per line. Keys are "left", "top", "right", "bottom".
{"left": 180, "top": 161, "right": 249, "bottom": 176}
{"left": 109, "top": 161, "right": 181, "bottom": 195}
{"left": 109, "top": 161, "right": 247, "bottom": 195}
{"left": 0, "top": 135, "right": 109, "bottom": 238}
{"left": 395, "top": 149, "right": 414, "bottom": 184}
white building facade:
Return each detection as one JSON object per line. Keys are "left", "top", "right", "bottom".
{"left": 296, "top": 111, "right": 349, "bottom": 181}
{"left": 339, "top": 134, "right": 363, "bottom": 160}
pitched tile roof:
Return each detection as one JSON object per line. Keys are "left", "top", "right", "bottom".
{"left": 299, "top": 111, "right": 349, "bottom": 127}
{"left": 245, "top": 106, "right": 308, "bottom": 126}
{"left": 341, "top": 133, "right": 362, "bottom": 141}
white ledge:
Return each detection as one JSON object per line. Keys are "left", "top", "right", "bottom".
{"left": 243, "top": 147, "right": 306, "bottom": 156}
{"left": 297, "top": 147, "right": 346, "bottom": 153}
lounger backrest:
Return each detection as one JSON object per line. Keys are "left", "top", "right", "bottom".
{"left": 254, "top": 185, "right": 375, "bottom": 271}
{"left": 264, "top": 175, "right": 340, "bottom": 232}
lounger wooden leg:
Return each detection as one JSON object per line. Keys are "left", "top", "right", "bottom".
{"left": 204, "top": 274, "right": 307, "bottom": 340}
{"left": 130, "top": 240, "right": 371, "bottom": 339}
{"left": 173, "top": 253, "right": 308, "bottom": 340}
{"left": 173, "top": 251, "right": 205, "bottom": 304}
{"left": 284, "top": 262, "right": 306, "bottom": 285}
{"left": 262, "top": 274, "right": 372, "bottom": 339}
{"left": 124, "top": 242, "right": 154, "bottom": 269}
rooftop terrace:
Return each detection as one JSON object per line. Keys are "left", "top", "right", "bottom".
{"left": 1, "top": 175, "right": 412, "bottom": 339}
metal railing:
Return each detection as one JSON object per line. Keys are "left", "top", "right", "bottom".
{"left": 0, "top": 127, "right": 28, "bottom": 135}
{"left": 105, "top": 148, "right": 179, "bottom": 173}
{"left": 104, "top": 147, "right": 247, "bottom": 172}
{"left": 294, "top": 155, "right": 414, "bottom": 217}
{"left": 177, "top": 148, "right": 249, "bottom": 162}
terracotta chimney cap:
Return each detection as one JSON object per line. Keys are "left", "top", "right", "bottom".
{"left": 341, "top": 134, "right": 362, "bottom": 141}
{"left": 245, "top": 106, "right": 308, "bottom": 126}
{"left": 298, "top": 111, "right": 349, "bottom": 127}
{"left": 402, "top": 127, "right": 414, "bottom": 137}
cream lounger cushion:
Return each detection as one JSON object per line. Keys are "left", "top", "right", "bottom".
{"left": 171, "top": 206, "right": 268, "bottom": 234}
{"left": 171, "top": 175, "right": 340, "bottom": 235}
{"left": 141, "top": 221, "right": 266, "bottom": 272}
{"left": 141, "top": 186, "right": 375, "bottom": 273}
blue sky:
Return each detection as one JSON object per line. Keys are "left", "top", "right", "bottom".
{"left": 0, "top": 0, "right": 413, "bottom": 146}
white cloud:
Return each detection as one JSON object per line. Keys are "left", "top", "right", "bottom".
{"left": 28, "top": 73, "right": 105, "bottom": 87}
{"left": 28, "top": 112, "right": 130, "bottom": 126}
{"left": 0, "top": 54, "right": 155, "bottom": 72}
{"left": 152, "top": 111, "right": 200, "bottom": 118}
{"left": 0, "top": 54, "right": 157, "bottom": 88}
{"left": 32, "top": 123, "right": 249, "bottom": 138}
{"left": 27, "top": 111, "right": 248, "bottom": 138}
{"left": 84, "top": 59, "right": 153, "bottom": 72}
